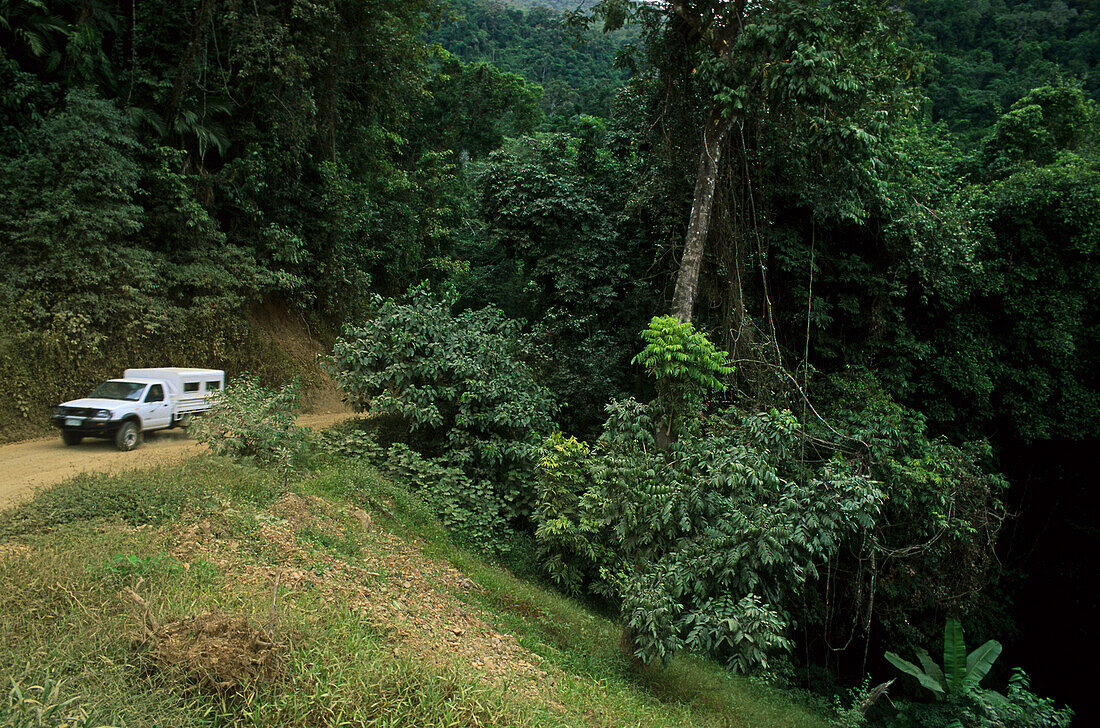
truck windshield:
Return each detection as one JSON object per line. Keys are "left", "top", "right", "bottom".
{"left": 89, "top": 381, "right": 145, "bottom": 401}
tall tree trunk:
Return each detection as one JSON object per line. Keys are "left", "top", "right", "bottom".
{"left": 669, "top": 111, "right": 733, "bottom": 323}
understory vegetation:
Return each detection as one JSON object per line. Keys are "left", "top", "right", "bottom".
{"left": 1, "top": 0, "right": 1096, "bottom": 723}
{"left": 0, "top": 448, "right": 835, "bottom": 728}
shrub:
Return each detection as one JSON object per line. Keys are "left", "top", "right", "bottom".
{"left": 883, "top": 619, "right": 1073, "bottom": 727}
{"left": 887, "top": 670, "right": 1073, "bottom": 728}
{"left": 820, "top": 370, "right": 1010, "bottom": 653}
{"left": 314, "top": 432, "right": 515, "bottom": 554}
{"left": 631, "top": 315, "right": 732, "bottom": 431}
{"left": 326, "top": 287, "right": 557, "bottom": 547}
{"left": 536, "top": 400, "right": 883, "bottom": 672}
{"left": 191, "top": 374, "right": 304, "bottom": 472}
{"left": 533, "top": 433, "right": 603, "bottom": 593}
{"left": 382, "top": 442, "right": 511, "bottom": 553}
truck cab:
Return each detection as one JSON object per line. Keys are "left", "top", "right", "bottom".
{"left": 53, "top": 368, "right": 225, "bottom": 450}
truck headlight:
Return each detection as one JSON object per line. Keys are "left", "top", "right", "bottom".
{"left": 54, "top": 407, "right": 64, "bottom": 417}
{"left": 92, "top": 410, "right": 112, "bottom": 420}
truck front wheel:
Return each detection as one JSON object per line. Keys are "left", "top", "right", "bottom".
{"left": 115, "top": 421, "right": 141, "bottom": 451}
{"left": 62, "top": 430, "right": 83, "bottom": 446}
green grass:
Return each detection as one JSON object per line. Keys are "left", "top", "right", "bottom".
{"left": 0, "top": 455, "right": 835, "bottom": 728}
{"left": 437, "top": 548, "right": 830, "bottom": 728}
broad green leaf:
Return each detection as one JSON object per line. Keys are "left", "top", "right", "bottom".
{"left": 885, "top": 651, "right": 946, "bottom": 696}
{"left": 964, "top": 639, "right": 1002, "bottom": 689}
{"left": 943, "top": 618, "right": 967, "bottom": 691}
{"left": 915, "top": 647, "right": 945, "bottom": 689}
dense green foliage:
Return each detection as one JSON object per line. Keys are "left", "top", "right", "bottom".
{"left": 191, "top": 375, "right": 303, "bottom": 469}
{"left": 0, "top": 0, "right": 548, "bottom": 437}
{"left": 326, "top": 287, "right": 557, "bottom": 551}
{"left": 868, "top": 84, "right": 1100, "bottom": 444}
{"left": 429, "top": 0, "right": 632, "bottom": 123}
{"left": 906, "top": 0, "right": 1099, "bottom": 143}
{"left": 470, "top": 127, "right": 658, "bottom": 434}
{"left": 1, "top": 0, "right": 1096, "bottom": 720}
{"left": 536, "top": 399, "right": 884, "bottom": 672}
{"left": 818, "top": 373, "right": 1011, "bottom": 645}
{"left": 0, "top": 88, "right": 254, "bottom": 349}
{"left": 419, "top": 50, "right": 545, "bottom": 159}
{"left": 536, "top": 325, "right": 1011, "bottom": 684}
{"left": 632, "top": 315, "right": 733, "bottom": 428}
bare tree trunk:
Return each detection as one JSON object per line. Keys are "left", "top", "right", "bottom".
{"left": 669, "top": 111, "right": 733, "bottom": 323}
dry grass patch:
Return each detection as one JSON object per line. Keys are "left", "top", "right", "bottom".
{"left": 164, "top": 489, "right": 556, "bottom": 699}
{"left": 139, "top": 612, "right": 280, "bottom": 691}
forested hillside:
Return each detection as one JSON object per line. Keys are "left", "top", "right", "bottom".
{"left": 492, "top": 0, "right": 1100, "bottom": 141}
{"left": 501, "top": 0, "right": 599, "bottom": 12}
{"left": 1, "top": 0, "right": 1096, "bottom": 725}
{"left": 0, "top": 0, "right": 542, "bottom": 435}
{"left": 428, "top": 0, "right": 633, "bottom": 121}
{"left": 907, "top": 0, "right": 1100, "bottom": 142}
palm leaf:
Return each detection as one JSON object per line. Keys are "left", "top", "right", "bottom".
{"left": 885, "top": 651, "right": 946, "bottom": 697}
{"left": 20, "top": 28, "right": 44, "bottom": 55}
{"left": 964, "top": 639, "right": 1003, "bottom": 689}
{"left": 943, "top": 618, "right": 967, "bottom": 691}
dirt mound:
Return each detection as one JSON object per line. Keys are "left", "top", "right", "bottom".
{"left": 167, "top": 492, "right": 553, "bottom": 696}
{"left": 269, "top": 492, "right": 321, "bottom": 527}
{"left": 141, "top": 613, "right": 279, "bottom": 691}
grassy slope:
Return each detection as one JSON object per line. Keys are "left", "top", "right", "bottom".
{"left": 0, "top": 454, "right": 834, "bottom": 728}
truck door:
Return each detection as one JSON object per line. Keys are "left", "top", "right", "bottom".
{"left": 142, "top": 384, "right": 173, "bottom": 429}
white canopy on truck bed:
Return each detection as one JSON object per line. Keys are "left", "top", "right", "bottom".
{"left": 123, "top": 368, "right": 225, "bottom": 413}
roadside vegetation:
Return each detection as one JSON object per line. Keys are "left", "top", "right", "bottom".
{"left": 1, "top": 337, "right": 1076, "bottom": 727}
{"left": 0, "top": 449, "right": 833, "bottom": 727}
{"left": 1, "top": 0, "right": 1096, "bottom": 723}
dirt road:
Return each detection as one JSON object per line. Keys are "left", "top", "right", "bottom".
{"left": 0, "top": 412, "right": 353, "bottom": 510}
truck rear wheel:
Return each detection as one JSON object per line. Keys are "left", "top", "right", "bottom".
{"left": 62, "top": 430, "right": 83, "bottom": 446}
{"left": 115, "top": 421, "right": 140, "bottom": 451}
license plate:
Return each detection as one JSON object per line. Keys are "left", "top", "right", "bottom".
{"left": 65, "top": 417, "right": 81, "bottom": 427}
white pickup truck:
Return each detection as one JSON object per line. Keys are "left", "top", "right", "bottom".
{"left": 52, "top": 368, "right": 225, "bottom": 450}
